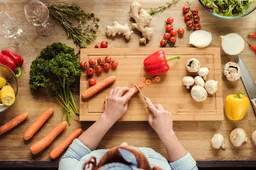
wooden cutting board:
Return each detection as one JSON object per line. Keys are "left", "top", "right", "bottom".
{"left": 80, "top": 48, "right": 223, "bottom": 121}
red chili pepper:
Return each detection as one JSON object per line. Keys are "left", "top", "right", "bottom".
{"left": 245, "top": 40, "right": 256, "bottom": 54}
{"left": 1, "top": 50, "right": 24, "bottom": 66}
{"left": 0, "top": 53, "right": 22, "bottom": 77}
{"left": 144, "top": 50, "right": 180, "bottom": 76}
{"left": 248, "top": 33, "right": 256, "bottom": 38}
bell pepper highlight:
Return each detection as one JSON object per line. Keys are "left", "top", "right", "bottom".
{"left": 225, "top": 92, "right": 250, "bottom": 121}
{"left": 144, "top": 50, "right": 180, "bottom": 76}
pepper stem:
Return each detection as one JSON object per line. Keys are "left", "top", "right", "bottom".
{"left": 166, "top": 56, "right": 180, "bottom": 61}
{"left": 235, "top": 91, "right": 245, "bottom": 98}
{"left": 15, "top": 67, "right": 22, "bottom": 78}
{"left": 243, "top": 38, "right": 251, "bottom": 47}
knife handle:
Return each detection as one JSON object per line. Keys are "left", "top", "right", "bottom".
{"left": 251, "top": 98, "right": 256, "bottom": 114}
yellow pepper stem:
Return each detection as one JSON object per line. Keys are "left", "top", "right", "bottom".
{"left": 235, "top": 91, "right": 245, "bottom": 98}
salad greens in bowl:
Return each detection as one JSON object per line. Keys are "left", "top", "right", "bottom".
{"left": 199, "top": 0, "right": 256, "bottom": 19}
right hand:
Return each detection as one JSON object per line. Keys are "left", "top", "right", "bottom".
{"left": 146, "top": 98, "right": 175, "bottom": 141}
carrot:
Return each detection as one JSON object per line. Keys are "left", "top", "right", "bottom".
{"left": 138, "top": 77, "right": 145, "bottom": 88}
{"left": 24, "top": 108, "right": 54, "bottom": 141}
{"left": 151, "top": 77, "right": 156, "bottom": 83}
{"left": 82, "top": 76, "right": 116, "bottom": 99}
{"left": 140, "top": 77, "right": 146, "bottom": 83}
{"left": 0, "top": 113, "right": 28, "bottom": 135}
{"left": 30, "top": 121, "right": 67, "bottom": 155}
{"left": 145, "top": 79, "right": 152, "bottom": 85}
{"left": 155, "top": 76, "right": 161, "bottom": 82}
{"left": 50, "top": 128, "right": 82, "bottom": 159}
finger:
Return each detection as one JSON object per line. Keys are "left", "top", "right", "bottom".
{"left": 109, "top": 89, "right": 115, "bottom": 97}
{"left": 155, "top": 104, "right": 165, "bottom": 111}
{"left": 122, "top": 87, "right": 136, "bottom": 103}
{"left": 116, "top": 87, "right": 129, "bottom": 97}
{"left": 145, "top": 98, "right": 158, "bottom": 116}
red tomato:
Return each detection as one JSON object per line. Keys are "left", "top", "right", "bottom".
{"left": 186, "top": 20, "right": 193, "bottom": 28}
{"left": 170, "top": 30, "right": 177, "bottom": 37}
{"left": 182, "top": 6, "right": 190, "bottom": 14}
{"left": 111, "top": 60, "right": 118, "bottom": 69}
{"left": 191, "top": 8, "right": 199, "bottom": 16}
{"left": 86, "top": 68, "right": 94, "bottom": 76}
{"left": 100, "top": 41, "right": 108, "bottom": 48}
{"left": 95, "top": 65, "right": 103, "bottom": 73}
{"left": 88, "top": 59, "right": 97, "bottom": 67}
{"left": 193, "top": 15, "right": 200, "bottom": 23}
{"left": 163, "top": 33, "right": 171, "bottom": 40}
{"left": 184, "top": 13, "right": 192, "bottom": 21}
{"left": 166, "top": 17, "right": 174, "bottom": 24}
{"left": 88, "top": 78, "right": 96, "bottom": 86}
{"left": 193, "top": 24, "right": 201, "bottom": 30}
{"left": 80, "top": 60, "right": 88, "bottom": 70}
{"left": 105, "top": 56, "right": 112, "bottom": 63}
{"left": 97, "top": 57, "right": 105, "bottom": 65}
{"left": 103, "top": 63, "right": 111, "bottom": 71}
{"left": 169, "top": 37, "right": 176, "bottom": 44}
{"left": 165, "top": 24, "right": 173, "bottom": 32}
{"left": 94, "top": 44, "right": 101, "bottom": 48}
{"left": 177, "top": 28, "right": 185, "bottom": 36}
{"left": 160, "top": 39, "right": 166, "bottom": 47}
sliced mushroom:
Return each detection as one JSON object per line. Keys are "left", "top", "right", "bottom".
{"left": 191, "top": 85, "right": 207, "bottom": 102}
{"left": 194, "top": 76, "right": 205, "bottom": 87}
{"left": 198, "top": 67, "right": 209, "bottom": 80}
{"left": 186, "top": 58, "right": 200, "bottom": 73}
{"left": 182, "top": 76, "right": 194, "bottom": 89}
{"left": 223, "top": 62, "right": 241, "bottom": 81}
{"left": 205, "top": 80, "right": 218, "bottom": 95}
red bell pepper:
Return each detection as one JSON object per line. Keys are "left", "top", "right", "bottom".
{"left": 244, "top": 40, "right": 256, "bottom": 54}
{"left": 248, "top": 33, "right": 256, "bottom": 38}
{"left": 1, "top": 50, "right": 24, "bottom": 66}
{"left": 144, "top": 50, "right": 180, "bottom": 76}
{"left": 0, "top": 53, "right": 22, "bottom": 77}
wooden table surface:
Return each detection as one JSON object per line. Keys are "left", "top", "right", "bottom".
{"left": 0, "top": 0, "right": 256, "bottom": 168}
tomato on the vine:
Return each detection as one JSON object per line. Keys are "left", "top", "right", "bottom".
{"left": 166, "top": 17, "right": 174, "bottom": 24}
{"left": 186, "top": 20, "right": 193, "bottom": 28}
{"left": 177, "top": 28, "right": 185, "bottom": 37}
{"left": 163, "top": 33, "right": 171, "bottom": 40}
{"left": 184, "top": 13, "right": 192, "bottom": 21}
{"left": 105, "top": 56, "right": 112, "bottom": 63}
{"left": 191, "top": 8, "right": 199, "bottom": 16}
{"left": 193, "top": 23, "right": 201, "bottom": 30}
{"left": 170, "top": 30, "right": 177, "bottom": 37}
{"left": 160, "top": 39, "right": 166, "bottom": 47}
{"left": 86, "top": 68, "right": 94, "bottom": 76}
{"left": 100, "top": 41, "right": 108, "bottom": 48}
{"left": 97, "top": 57, "right": 105, "bottom": 65}
{"left": 182, "top": 6, "right": 190, "bottom": 14}
{"left": 169, "top": 37, "right": 176, "bottom": 44}
{"left": 80, "top": 60, "right": 88, "bottom": 70}
{"left": 165, "top": 24, "right": 173, "bottom": 32}
{"left": 193, "top": 15, "right": 200, "bottom": 23}
{"left": 111, "top": 60, "right": 118, "bottom": 69}
{"left": 88, "top": 78, "right": 96, "bottom": 86}
{"left": 88, "top": 59, "right": 97, "bottom": 67}
{"left": 103, "top": 63, "right": 111, "bottom": 71}
{"left": 94, "top": 44, "right": 101, "bottom": 48}
{"left": 95, "top": 65, "right": 103, "bottom": 73}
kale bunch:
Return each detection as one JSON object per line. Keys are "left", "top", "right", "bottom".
{"left": 30, "top": 42, "right": 81, "bottom": 124}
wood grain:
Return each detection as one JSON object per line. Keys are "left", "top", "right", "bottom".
{"left": 0, "top": 0, "right": 255, "bottom": 164}
{"left": 80, "top": 48, "right": 224, "bottom": 121}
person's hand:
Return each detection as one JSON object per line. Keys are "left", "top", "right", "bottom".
{"left": 146, "top": 98, "right": 175, "bottom": 142}
{"left": 102, "top": 87, "right": 136, "bottom": 123}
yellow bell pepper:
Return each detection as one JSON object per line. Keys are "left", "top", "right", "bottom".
{"left": 225, "top": 92, "right": 250, "bottom": 121}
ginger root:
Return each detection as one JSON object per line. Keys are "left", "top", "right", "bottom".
{"left": 130, "top": 1, "right": 153, "bottom": 44}
{"left": 106, "top": 21, "right": 134, "bottom": 40}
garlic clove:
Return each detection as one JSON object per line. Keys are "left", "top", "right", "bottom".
{"left": 230, "top": 128, "right": 247, "bottom": 147}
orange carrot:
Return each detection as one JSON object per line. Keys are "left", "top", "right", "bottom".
{"left": 155, "top": 76, "right": 161, "bottom": 82}
{"left": 140, "top": 77, "right": 146, "bottom": 83}
{"left": 30, "top": 121, "right": 67, "bottom": 155}
{"left": 145, "top": 79, "right": 152, "bottom": 85}
{"left": 24, "top": 108, "right": 54, "bottom": 141}
{"left": 50, "top": 128, "right": 82, "bottom": 159}
{"left": 82, "top": 76, "right": 116, "bottom": 99}
{"left": 151, "top": 77, "right": 156, "bottom": 83}
{"left": 0, "top": 113, "right": 28, "bottom": 135}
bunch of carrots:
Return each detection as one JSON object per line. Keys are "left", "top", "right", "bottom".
{"left": 0, "top": 108, "right": 82, "bottom": 159}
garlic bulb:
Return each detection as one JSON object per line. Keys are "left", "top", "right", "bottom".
{"left": 252, "top": 130, "right": 256, "bottom": 145}
{"left": 211, "top": 133, "right": 225, "bottom": 149}
{"left": 194, "top": 76, "right": 205, "bottom": 87}
{"left": 230, "top": 128, "right": 247, "bottom": 147}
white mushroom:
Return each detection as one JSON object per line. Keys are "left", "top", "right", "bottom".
{"left": 252, "top": 130, "right": 256, "bottom": 145}
{"left": 230, "top": 128, "right": 247, "bottom": 147}
{"left": 186, "top": 58, "right": 200, "bottom": 73}
{"left": 205, "top": 80, "right": 218, "bottom": 95}
{"left": 194, "top": 76, "right": 205, "bottom": 87}
{"left": 198, "top": 67, "right": 209, "bottom": 80}
{"left": 223, "top": 62, "right": 241, "bottom": 81}
{"left": 191, "top": 85, "right": 207, "bottom": 102}
{"left": 211, "top": 133, "right": 225, "bottom": 150}
{"left": 182, "top": 76, "right": 194, "bottom": 89}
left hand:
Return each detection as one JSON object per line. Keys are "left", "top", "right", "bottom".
{"left": 102, "top": 87, "right": 136, "bottom": 123}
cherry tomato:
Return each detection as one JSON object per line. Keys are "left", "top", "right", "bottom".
{"left": 170, "top": 30, "right": 177, "bottom": 37}
{"left": 111, "top": 60, "right": 118, "bottom": 69}
{"left": 184, "top": 13, "right": 192, "bottom": 21}
{"left": 86, "top": 68, "right": 94, "bottom": 76}
{"left": 193, "top": 15, "right": 200, "bottom": 23}
{"left": 88, "top": 78, "right": 96, "bottom": 86}
{"left": 191, "top": 8, "right": 199, "bottom": 16}
{"left": 100, "top": 41, "right": 108, "bottom": 48}
{"left": 97, "top": 57, "right": 105, "bottom": 65}
{"left": 105, "top": 56, "right": 112, "bottom": 63}
{"left": 80, "top": 60, "right": 88, "bottom": 70}
{"left": 88, "top": 58, "right": 97, "bottom": 67}
{"left": 95, "top": 65, "right": 103, "bottom": 73}
{"left": 160, "top": 39, "right": 166, "bottom": 47}
{"left": 163, "top": 33, "right": 171, "bottom": 40}
{"left": 169, "top": 37, "right": 176, "bottom": 44}
{"left": 177, "top": 28, "right": 185, "bottom": 37}
{"left": 182, "top": 6, "right": 190, "bottom": 14}
{"left": 193, "top": 23, "right": 201, "bottom": 30}
{"left": 165, "top": 24, "right": 173, "bottom": 32}
{"left": 186, "top": 20, "right": 193, "bottom": 28}
{"left": 103, "top": 63, "right": 111, "bottom": 71}
{"left": 166, "top": 17, "right": 174, "bottom": 24}
{"left": 94, "top": 44, "right": 101, "bottom": 48}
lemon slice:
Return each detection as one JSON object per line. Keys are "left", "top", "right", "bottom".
{"left": 1, "top": 85, "right": 15, "bottom": 106}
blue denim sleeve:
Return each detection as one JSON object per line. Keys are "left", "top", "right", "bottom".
{"left": 169, "top": 153, "right": 198, "bottom": 170}
{"left": 59, "top": 139, "right": 91, "bottom": 170}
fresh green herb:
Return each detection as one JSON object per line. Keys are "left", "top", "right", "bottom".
{"left": 201, "top": 0, "right": 254, "bottom": 16}
{"left": 48, "top": 3, "right": 100, "bottom": 48}
{"left": 149, "top": 0, "right": 179, "bottom": 15}
{"left": 29, "top": 43, "right": 81, "bottom": 124}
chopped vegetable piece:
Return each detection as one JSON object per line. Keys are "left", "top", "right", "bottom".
{"left": 155, "top": 76, "right": 161, "bottom": 82}
{"left": 145, "top": 79, "right": 152, "bottom": 85}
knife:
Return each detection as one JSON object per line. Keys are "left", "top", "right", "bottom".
{"left": 132, "top": 81, "right": 147, "bottom": 100}
{"left": 234, "top": 55, "right": 256, "bottom": 114}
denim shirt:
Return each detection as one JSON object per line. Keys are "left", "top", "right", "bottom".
{"left": 59, "top": 139, "right": 198, "bottom": 170}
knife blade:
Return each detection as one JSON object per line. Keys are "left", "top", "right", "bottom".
{"left": 234, "top": 55, "right": 256, "bottom": 114}
{"left": 132, "top": 81, "right": 147, "bottom": 100}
